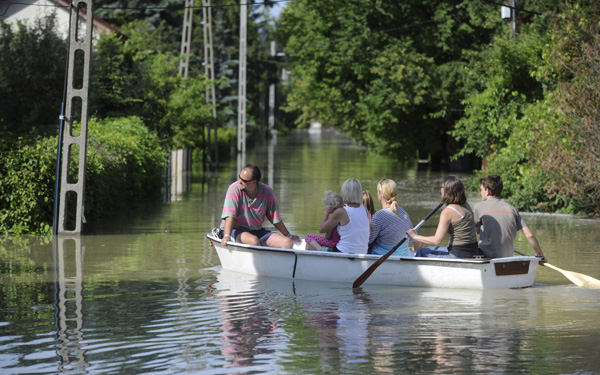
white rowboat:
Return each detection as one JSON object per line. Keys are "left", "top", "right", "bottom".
{"left": 207, "top": 233, "right": 541, "bottom": 290}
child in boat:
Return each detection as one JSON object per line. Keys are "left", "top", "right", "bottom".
{"left": 362, "top": 190, "right": 376, "bottom": 222}
{"left": 305, "top": 190, "right": 343, "bottom": 251}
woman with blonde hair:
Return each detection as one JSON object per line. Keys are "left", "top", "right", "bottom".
{"left": 317, "top": 178, "right": 370, "bottom": 254}
{"left": 368, "top": 179, "right": 419, "bottom": 256}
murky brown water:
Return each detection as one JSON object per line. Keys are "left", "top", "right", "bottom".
{"left": 2, "top": 130, "right": 600, "bottom": 374}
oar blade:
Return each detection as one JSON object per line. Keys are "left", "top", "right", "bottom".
{"left": 544, "top": 263, "right": 600, "bottom": 289}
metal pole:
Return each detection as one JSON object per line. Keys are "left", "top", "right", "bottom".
{"left": 57, "top": 0, "right": 94, "bottom": 234}
{"left": 268, "top": 41, "right": 276, "bottom": 138}
{"left": 53, "top": 2, "right": 73, "bottom": 236}
{"left": 178, "top": 0, "right": 194, "bottom": 79}
{"left": 203, "top": 0, "right": 219, "bottom": 167}
{"left": 237, "top": 2, "right": 247, "bottom": 153}
{"left": 510, "top": 0, "right": 516, "bottom": 37}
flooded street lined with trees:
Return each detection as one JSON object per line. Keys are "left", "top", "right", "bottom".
{"left": 3, "top": 1, "right": 600, "bottom": 373}
{"left": 2, "top": 131, "right": 600, "bottom": 374}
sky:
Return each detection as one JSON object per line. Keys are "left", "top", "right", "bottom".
{"left": 268, "top": 1, "right": 287, "bottom": 18}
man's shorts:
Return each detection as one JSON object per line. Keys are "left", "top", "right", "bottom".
{"left": 231, "top": 228, "right": 273, "bottom": 244}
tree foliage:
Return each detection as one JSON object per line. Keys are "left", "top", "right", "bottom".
{"left": 0, "top": 15, "right": 66, "bottom": 133}
{"left": 90, "top": 20, "right": 217, "bottom": 148}
{"left": 455, "top": 1, "right": 600, "bottom": 216}
{"left": 0, "top": 133, "right": 57, "bottom": 235}
{"left": 0, "top": 117, "right": 167, "bottom": 234}
{"left": 529, "top": 1, "right": 600, "bottom": 215}
{"left": 85, "top": 116, "right": 168, "bottom": 221}
{"left": 93, "top": 0, "right": 282, "bottom": 136}
{"left": 278, "top": 0, "right": 502, "bottom": 162}
{"left": 452, "top": 26, "right": 550, "bottom": 160}
{"left": 94, "top": 0, "right": 185, "bottom": 32}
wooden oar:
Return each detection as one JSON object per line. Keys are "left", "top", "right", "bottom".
{"left": 353, "top": 203, "right": 444, "bottom": 288}
{"left": 514, "top": 250, "right": 600, "bottom": 288}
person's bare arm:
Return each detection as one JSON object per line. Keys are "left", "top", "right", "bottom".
{"left": 407, "top": 208, "right": 452, "bottom": 246}
{"left": 522, "top": 225, "right": 545, "bottom": 259}
{"left": 221, "top": 217, "right": 235, "bottom": 246}
{"left": 319, "top": 207, "right": 344, "bottom": 234}
{"left": 274, "top": 221, "right": 300, "bottom": 241}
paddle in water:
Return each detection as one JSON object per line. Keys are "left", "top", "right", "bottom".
{"left": 514, "top": 250, "right": 600, "bottom": 289}
{"left": 353, "top": 203, "right": 444, "bottom": 288}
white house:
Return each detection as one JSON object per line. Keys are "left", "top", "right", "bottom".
{"left": 0, "top": 0, "right": 115, "bottom": 38}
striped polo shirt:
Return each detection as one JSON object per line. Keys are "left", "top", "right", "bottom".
{"left": 220, "top": 181, "right": 281, "bottom": 230}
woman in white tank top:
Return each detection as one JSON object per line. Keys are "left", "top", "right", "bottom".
{"left": 317, "top": 178, "right": 370, "bottom": 254}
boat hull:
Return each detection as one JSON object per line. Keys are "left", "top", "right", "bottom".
{"left": 207, "top": 234, "right": 539, "bottom": 290}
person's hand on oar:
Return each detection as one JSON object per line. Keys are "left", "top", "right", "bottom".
{"left": 515, "top": 250, "right": 600, "bottom": 288}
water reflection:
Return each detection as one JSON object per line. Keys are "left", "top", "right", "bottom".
{"left": 3, "top": 130, "right": 600, "bottom": 374}
{"left": 54, "top": 236, "right": 89, "bottom": 374}
{"left": 211, "top": 269, "right": 547, "bottom": 373}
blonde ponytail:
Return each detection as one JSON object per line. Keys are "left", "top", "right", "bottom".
{"left": 389, "top": 197, "right": 399, "bottom": 216}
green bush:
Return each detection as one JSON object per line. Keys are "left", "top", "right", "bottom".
{"left": 85, "top": 116, "right": 168, "bottom": 221}
{"left": 0, "top": 134, "right": 58, "bottom": 235}
{"left": 0, "top": 117, "right": 168, "bottom": 235}
{"left": 0, "top": 16, "right": 66, "bottom": 133}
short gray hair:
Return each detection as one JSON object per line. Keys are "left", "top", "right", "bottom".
{"left": 341, "top": 178, "right": 363, "bottom": 204}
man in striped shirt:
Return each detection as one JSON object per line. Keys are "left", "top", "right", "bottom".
{"left": 220, "top": 164, "right": 299, "bottom": 248}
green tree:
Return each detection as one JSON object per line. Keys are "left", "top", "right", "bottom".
{"left": 164, "top": 76, "right": 214, "bottom": 148}
{"left": 451, "top": 28, "right": 550, "bottom": 161}
{"left": 90, "top": 20, "right": 181, "bottom": 138}
{"left": 529, "top": 1, "right": 600, "bottom": 215}
{"left": 91, "top": 20, "right": 217, "bottom": 148}
{"left": 278, "top": 1, "right": 502, "bottom": 163}
{"left": 454, "top": 1, "right": 600, "bottom": 215}
{"left": 94, "top": 0, "right": 185, "bottom": 32}
{"left": 0, "top": 15, "right": 66, "bottom": 134}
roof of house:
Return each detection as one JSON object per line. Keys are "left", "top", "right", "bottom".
{"left": 0, "top": 0, "right": 117, "bottom": 37}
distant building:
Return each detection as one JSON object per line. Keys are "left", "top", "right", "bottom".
{"left": 0, "top": 0, "right": 115, "bottom": 39}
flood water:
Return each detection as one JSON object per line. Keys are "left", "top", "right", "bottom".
{"left": 2, "top": 130, "right": 600, "bottom": 374}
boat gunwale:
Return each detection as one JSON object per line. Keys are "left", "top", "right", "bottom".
{"left": 206, "top": 234, "right": 538, "bottom": 265}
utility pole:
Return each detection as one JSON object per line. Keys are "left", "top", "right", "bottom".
{"left": 510, "top": 0, "right": 517, "bottom": 37}
{"left": 501, "top": 0, "right": 517, "bottom": 38}
{"left": 203, "top": 0, "right": 218, "bottom": 167}
{"left": 178, "top": 0, "right": 194, "bottom": 79}
{"left": 268, "top": 41, "right": 276, "bottom": 138}
{"left": 56, "top": 0, "right": 94, "bottom": 234}
{"left": 237, "top": 2, "right": 247, "bottom": 154}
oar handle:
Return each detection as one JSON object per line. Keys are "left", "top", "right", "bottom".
{"left": 413, "top": 203, "right": 443, "bottom": 231}
{"left": 352, "top": 203, "right": 444, "bottom": 288}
